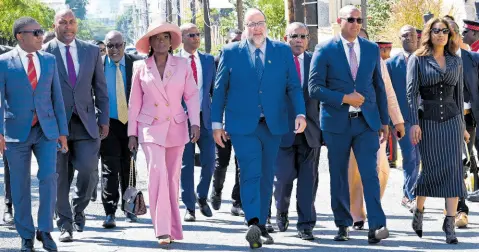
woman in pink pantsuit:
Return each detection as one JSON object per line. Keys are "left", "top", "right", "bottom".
{"left": 127, "top": 21, "right": 200, "bottom": 245}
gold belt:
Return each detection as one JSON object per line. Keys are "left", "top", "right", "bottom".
{"left": 464, "top": 109, "right": 471, "bottom": 115}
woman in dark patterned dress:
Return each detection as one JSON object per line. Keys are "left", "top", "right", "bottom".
{"left": 406, "top": 17, "right": 469, "bottom": 244}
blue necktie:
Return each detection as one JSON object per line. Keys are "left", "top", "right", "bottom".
{"left": 255, "top": 48, "right": 264, "bottom": 80}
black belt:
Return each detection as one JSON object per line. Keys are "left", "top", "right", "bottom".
{"left": 349, "top": 111, "right": 363, "bottom": 118}
{"left": 259, "top": 117, "right": 266, "bottom": 123}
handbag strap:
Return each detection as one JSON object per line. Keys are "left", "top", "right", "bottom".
{"left": 129, "top": 150, "right": 137, "bottom": 187}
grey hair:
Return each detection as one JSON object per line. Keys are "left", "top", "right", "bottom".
{"left": 180, "top": 23, "right": 198, "bottom": 34}
{"left": 105, "top": 30, "right": 124, "bottom": 43}
{"left": 244, "top": 8, "right": 267, "bottom": 25}
{"left": 13, "top": 17, "right": 39, "bottom": 41}
{"left": 286, "top": 22, "right": 308, "bottom": 35}
{"left": 338, "top": 5, "right": 360, "bottom": 18}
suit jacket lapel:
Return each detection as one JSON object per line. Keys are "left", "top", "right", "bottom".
{"left": 198, "top": 52, "right": 208, "bottom": 90}
{"left": 260, "top": 39, "right": 274, "bottom": 85}
{"left": 239, "top": 40, "right": 257, "bottom": 79}
{"left": 51, "top": 40, "right": 70, "bottom": 88}
{"left": 11, "top": 49, "right": 33, "bottom": 93}
{"left": 303, "top": 52, "right": 311, "bottom": 99}
{"left": 75, "top": 39, "right": 86, "bottom": 89}
{"left": 125, "top": 54, "right": 133, "bottom": 92}
{"left": 36, "top": 52, "right": 47, "bottom": 88}
{"left": 335, "top": 36, "right": 354, "bottom": 81}
{"left": 145, "top": 57, "right": 168, "bottom": 101}
{"left": 356, "top": 37, "right": 367, "bottom": 81}
{"left": 162, "top": 55, "right": 177, "bottom": 87}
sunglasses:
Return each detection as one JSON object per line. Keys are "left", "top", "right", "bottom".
{"left": 288, "top": 34, "right": 309, "bottom": 40}
{"left": 431, "top": 28, "right": 450, "bottom": 35}
{"left": 342, "top": 17, "right": 363, "bottom": 24}
{"left": 106, "top": 43, "right": 124, "bottom": 49}
{"left": 18, "top": 29, "right": 44, "bottom": 37}
{"left": 186, "top": 33, "right": 200, "bottom": 38}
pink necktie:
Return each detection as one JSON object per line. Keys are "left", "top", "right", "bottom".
{"left": 347, "top": 42, "right": 358, "bottom": 80}
{"left": 294, "top": 56, "right": 301, "bottom": 84}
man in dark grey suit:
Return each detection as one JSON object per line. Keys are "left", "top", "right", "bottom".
{"left": 0, "top": 44, "right": 13, "bottom": 228}
{"left": 44, "top": 9, "right": 109, "bottom": 242}
{"left": 272, "top": 22, "right": 321, "bottom": 240}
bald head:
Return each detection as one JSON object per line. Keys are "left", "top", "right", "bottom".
{"left": 339, "top": 5, "right": 360, "bottom": 19}
{"left": 105, "top": 30, "right": 123, "bottom": 43}
{"left": 55, "top": 9, "right": 76, "bottom": 22}
{"left": 53, "top": 9, "right": 77, "bottom": 44}
{"left": 105, "top": 30, "right": 125, "bottom": 62}
{"left": 244, "top": 8, "right": 266, "bottom": 25}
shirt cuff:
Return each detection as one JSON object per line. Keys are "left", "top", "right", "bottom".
{"left": 297, "top": 114, "right": 306, "bottom": 118}
{"left": 212, "top": 122, "right": 223, "bottom": 130}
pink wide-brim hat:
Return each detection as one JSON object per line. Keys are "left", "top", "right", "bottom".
{"left": 135, "top": 21, "right": 182, "bottom": 54}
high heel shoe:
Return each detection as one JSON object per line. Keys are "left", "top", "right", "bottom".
{"left": 412, "top": 207, "right": 424, "bottom": 238}
{"left": 157, "top": 235, "right": 171, "bottom": 245}
{"left": 442, "top": 216, "right": 458, "bottom": 244}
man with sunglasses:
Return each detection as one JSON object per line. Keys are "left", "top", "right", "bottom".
{"left": 212, "top": 8, "right": 306, "bottom": 248}
{"left": 210, "top": 28, "right": 244, "bottom": 217}
{"left": 43, "top": 9, "right": 109, "bottom": 242}
{"left": 0, "top": 17, "right": 69, "bottom": 252}
{"left": 270, "top": 22, "right": 321, "bottom": 240}
{"left": 463, "top": 19, "right": 479, "bottom": 52}
{"left": 100, "top": 31, "right": 142, "bottom": 229}
{"left": 386, "top": 25, "right": 421, "bottom": 213}
{"left": 177, "top": 23, "right": 216, "bottom": 222}
{"left": 309, "top": 5, "right": 389, "bottom": 244}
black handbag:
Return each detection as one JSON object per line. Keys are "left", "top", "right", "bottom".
{"left": 123, "top": 150, "right": 147, "bottom": 216}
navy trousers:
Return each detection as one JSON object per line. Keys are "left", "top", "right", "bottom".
{"left": 322, "top": 116, "right": 386, "bottom": 229}
{"left": 230, "top": 121, "right": 282, "bottom": 225}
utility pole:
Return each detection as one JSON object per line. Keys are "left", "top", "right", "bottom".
{"left": 166, "top": 0, "right": 173, "bottom": 22}
{"left": 361, "top": 0, "right": 367, "bottom": 29}
{"left": 177, "top": 0, "right": 181, "bottom": 25}
{"left": 191, "top": 0, "right": 196, "bottom": 24}
{"left": 203, "top": 0, "right": 211, "bottom": 53}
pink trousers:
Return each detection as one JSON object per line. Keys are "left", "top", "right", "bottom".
{"left": 348, "top": 141, "right": 390, "bottom": 222}
{"left": 142, "top": 143, "right": 185, "bottom": 240}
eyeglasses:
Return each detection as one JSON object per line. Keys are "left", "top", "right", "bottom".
{"left": 288, "top": 34, "right": 309, "bottom": 40}
{"left": 431, "top": 28, "right": 450, "bottom": 35}
{"left": 106, "top": 43, "right": 124, "bottom": 49}
{"left": 18, "top": 29, "right": 44, "bottom": 37}
{"left": 186, "top": 33, "right": 200, "bottom": 38}
{"left": 246, "top": 21, "right": 266, "bottom": 28}
{"left": 342, "top": 17, "right": 363, "bottom": 24}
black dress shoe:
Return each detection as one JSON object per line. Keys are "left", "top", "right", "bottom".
{"left": 265, "top": 218, "right": 274, "bottom": 233}
{"left": 368, "top": 226, "right": 389, "bottom": 244}
{"left": 298, "top": 229, "right": 314, "bottom": 240}
{"left": 2, "top": 206, "right": 14, "bottom": 226}
{"left": 59, "top": 227, "right": 73, "bottom": 242}
{"left": 184, "top": 209, "right": 196, "bottom": 222}
{"left": 197, "top": 198, "right": 213, "bottom": 217}
{"left": 353, "top": 220, "right": 365, "bottom": 230}
{"left": 258, "top": 224, "right": 274, "bottom": 244}
{"left": 21, "top": 238, "right": 34, "bottom": 252}
{"left": 210, "top": 191, "right": 222, "bottom": 210}
{"left": 276, "top": 212, "right": 289, "bottom": 232}
{"left": 334, "top": 226, "right": 349, "bottom": 241}
{"left": 36, "top": 230, "right": 58, "bottom": 251}
{"left": 231, "top": 204, "right": 244, "bottom": 216}
{"left": 125, "top": 212, "right": 138, "bottom": 223}
{"left": 102, "top": 214, "right": 116, "bottom": 229}
{"left": 245, "top": 224, "right": 262, "bottom": 249}
{"left": 73, "top": 212, "right": 85, "bottom": 232}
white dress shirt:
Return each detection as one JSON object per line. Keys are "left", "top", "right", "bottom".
{"left": 339, "top": 34, "right": 361, "bottom": 112}
{"left": 17, "top": 45, "right": 41, "bottom": 80}
{"left": 456, "top": 49, "right": 472, "bottom": 109}
{"left": 179, "top": 49, "right": 203, "bottom": 111}
{"left": 56, "top": 38, "right": 79, "bottom": 76}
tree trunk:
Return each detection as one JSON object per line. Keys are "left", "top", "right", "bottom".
{"left": 191, "top": 0, "right": 196, "bottom": 24}
{"left": 177, "top": 0, "right": 181, "bottom": 25}
{"left": 286, "top": 0, "right": 294, "bottom": 23}
{"left": 237, "top": 0, "right": 244, "bottom": 30}
{"left": 203, "top": 0, "right": 211, "bottom": 53}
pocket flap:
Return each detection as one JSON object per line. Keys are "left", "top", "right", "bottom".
{"left": 137, "top": 113, "right": 155, "bottom": 125}
{"left": 174, "top": 112, "right": 188, "bottom": 123}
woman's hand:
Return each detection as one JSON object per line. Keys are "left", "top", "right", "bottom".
{"left": 464, "top": 129, "right": 470, "bottom": 144}
{"left": 410, "top": 125, "right": 422, "bottom": 145}
{"left": 128, "top": 136, "right": 138, "bottom": 152}
{"left": 190, "top": 125, "right": 200, "bottom": 143}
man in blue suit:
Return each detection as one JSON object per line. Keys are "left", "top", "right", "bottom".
{"left": 272, "top": 22, "right": 321, "bottom": 241}
{"left": 177, "top": 23, "right": 216, "bottom": 221}
{"left": 212, "top": 8, "right": 306, "bottom": 249}
{"left": 0, "top": 17, "right": 69, "bottom": 252}
{"left": 308, "top": 5, "right": 389, "bottom": 244}
{"left": 386, "top": 25, "right": 420, "bottom": 211}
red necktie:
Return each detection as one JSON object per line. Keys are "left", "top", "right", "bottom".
{"left": 27, "top": 54, "right": 38, "bottom": 126}
{"left": 190, "top": 55, "right": 198, "bottom": 84}
{"left": 294, "top": 56, "right": 301, "bottom": 84}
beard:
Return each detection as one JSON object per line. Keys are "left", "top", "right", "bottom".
{"left": 247, "top": 31, "right": 266, "bottom": 46}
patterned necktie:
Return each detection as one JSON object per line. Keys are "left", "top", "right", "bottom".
{"left": 347, "top": 42, "right": 358, "bottom": 80}
{"left": 27, "top": 54, "right": 38, "bottom": 126}
{"left": 115, "top": 63, "right": 128, "bottom": 124}
{"left": 294, "top": 56, "right": 302, "bottom": 85}
{"left": 190, "top": 54, "right": 198, "bottom": 84}
{"left": 65, "top": 45, "right": 77, "bottom": 87}
{"left": 255, "top": 48, "right": 264, "bottom": 80}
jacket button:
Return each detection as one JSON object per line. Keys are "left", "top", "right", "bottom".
{"left": 166, "top": 117, "right": 170, "bottom": 121}
{"left": 154, "top": 117, "right": 158, "bottom": 120}
{"left": 155, "top": 103, "right": 158, "bottom": 107}
{"left": 165, "top": 103, "right": 169, "bottom": 107}
{"left": 259, "top": 91, "right": 262, "bottom": 94}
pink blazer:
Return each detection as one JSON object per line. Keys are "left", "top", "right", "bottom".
{"left": 128, "top": 55, "right": 200, "bottom": 147}
{"left": 381, "top": 59, "right": 404, "bottom": 125}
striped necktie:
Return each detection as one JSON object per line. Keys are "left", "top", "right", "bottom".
{"left": 27, "top": 54, "right": 38, "bottom": 126}
{"left": 255, "top": 48, "right": 264, "bottom": 80}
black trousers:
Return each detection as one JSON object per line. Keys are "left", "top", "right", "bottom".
{"left": 99, "top": 119, "right": 135, "bottom": 215}
{"left": 458, "top": 113, "right": 477, "bottom": 214}
{"left": 2, "top": 155, "right": 11, "bottom": 207}
{"left": 211, "top": 139, "right": 241, "bottom": 206}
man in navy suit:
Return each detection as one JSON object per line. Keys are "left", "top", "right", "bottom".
{"left": 212, "top": 8, "right": 306, "bottom": 249}
{"left": 178, "top": 23, "right": 216, "bottom": 221}
{"left": 309, "top": 5, "right": 389, "bottom": 244}
{"left": 0, "top": 17, "right": 69, "bottom": 252}
{"left": 271, "top": 22, "right": 321, "bottom": 241}
{"left": 386, "top": 25, "right": 420, "bottom": 211}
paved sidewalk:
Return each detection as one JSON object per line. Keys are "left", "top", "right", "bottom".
{"left": 0, "top": 147, "right": 478, "bottom": 251}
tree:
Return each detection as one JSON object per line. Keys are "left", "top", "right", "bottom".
{"left": 0, "top": 0, "right": 55, "bottom": 45}
{"left": 117, "top": 6, "right": 135, "bottom": 45}
{"left": 75, "top": 19, "right": 93, "bottom": 41}
{"left": 367, "top": 0, "right": 393, "bottom": 40}
{"left": 66, "top": 0, "right": 89, "bottom": 20}
{"left": 258, "top": 0, "right": 286, "bottom": 39}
